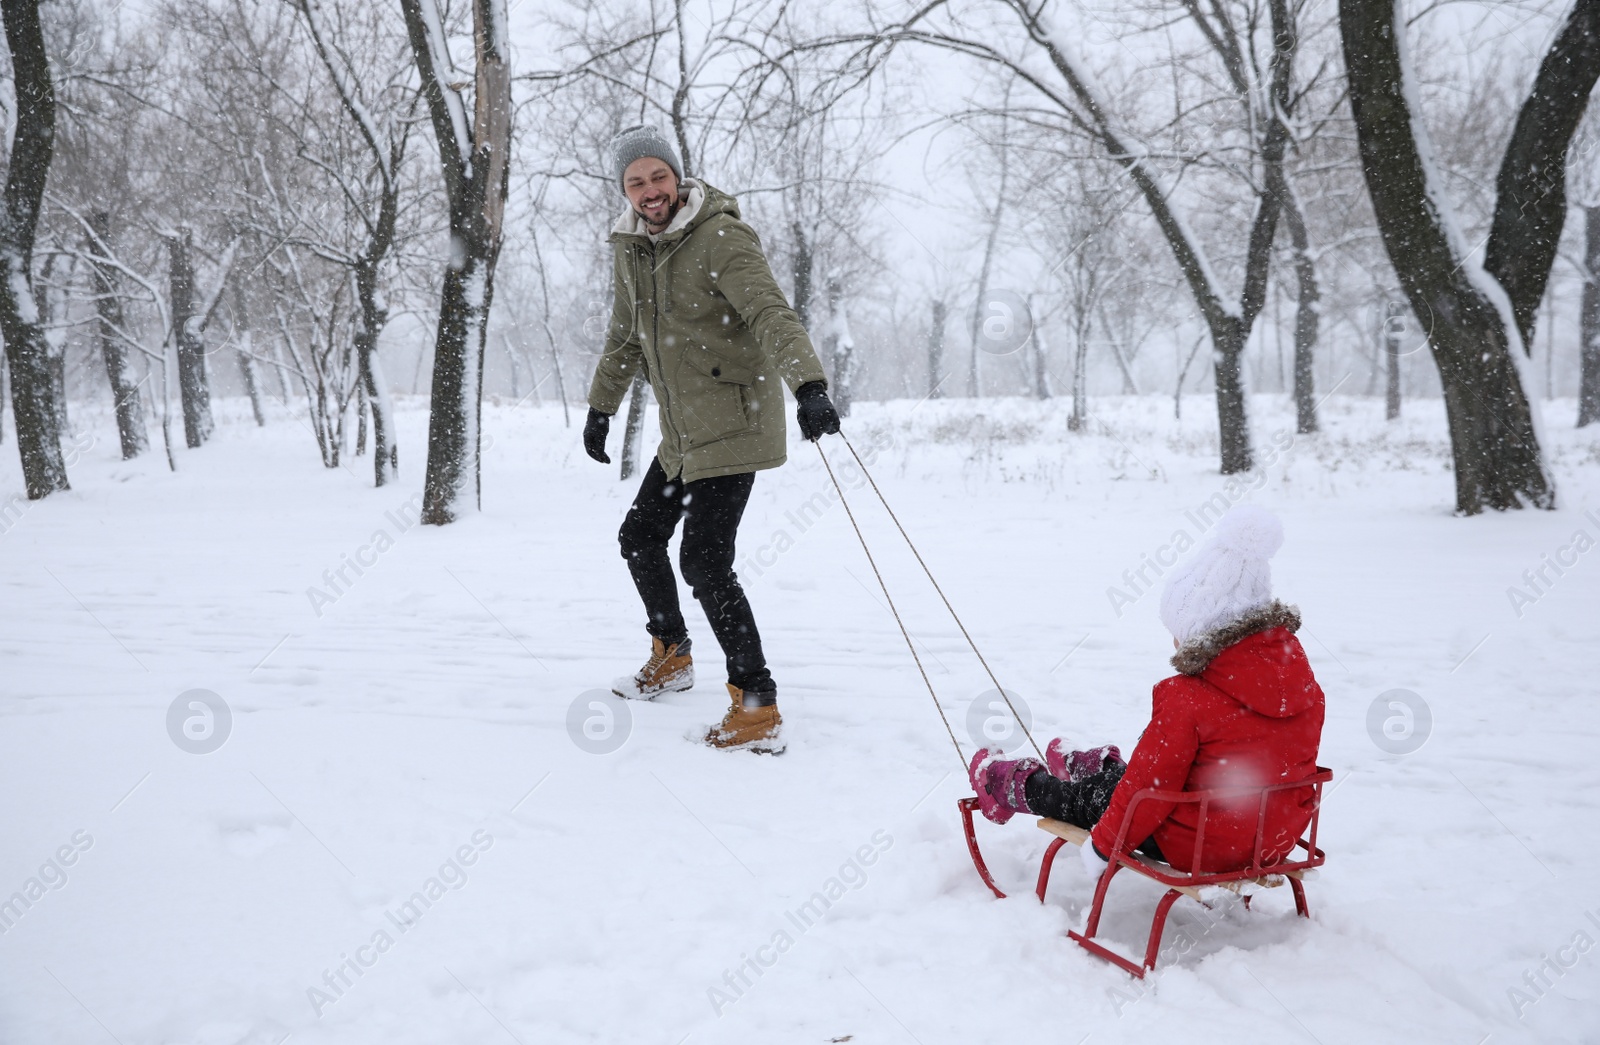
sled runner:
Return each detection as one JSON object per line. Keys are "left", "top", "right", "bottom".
{"left": 960, "top": 768, "right": 1332, "bottom": 978}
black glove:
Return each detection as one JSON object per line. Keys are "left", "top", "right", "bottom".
{"left": 795, "top": 381, "right": 840, "bottom": 442}
{"left": 583, "top": 408, "right": 612, "bottom": 464}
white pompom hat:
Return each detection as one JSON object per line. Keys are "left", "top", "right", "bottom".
{"left": 1159, "top": 505, "right": 1285, "bottom": 643}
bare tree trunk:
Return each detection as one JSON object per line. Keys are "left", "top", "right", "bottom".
{"left": 928, "top": 298, "right": 946, "bottom": 398}
{"left": 168, "top": 228, "right": 212, "bottom": 448}
{"left": 0, "top": 0, "right": 68, "bottom": 498}
{"left": 419, "top": 254, "right": 492, "bottom": 509}
{"left": 791, "top": 221, "right": 813, "bottom": 331}
{"left": 1580, "top": 205, "right": 1599, "bottom": 428}
{"left": 89, "top": 215, "right": 148, "bottom": 457}
{"left": 36, "top": 252, "right": 70, "bottom": 438}
{"left": 1029, "top": 297, "right": 1050, "bottom": 400}
{"left": 1068, "top": 315, "right": 1089, "bottom": 431}
{"left": 1340, "top": 0, "right": 1555, "bottom": 512}
{"left": 1384, "top": 300, "right": 1403, "bottom": 421}
{"left": 1213, "top": 321, "right": 1253, "bottom": 471}
{"left": 402, "top": 0, "right": 512, "bottom": 524}
{"left": 232, "top": 283, "right": 266, "bottom": 428}
{"left": 1281, "top": 187, "right": 1321, "bottom": 434}
{"left": 619, "top": 370, "right": 648, "bottom": 480}
{"left": 356, "top": 260, "right": 397, "bottom": 485}
{"left": 1376, "top": 299, "right": 1401, "bottom": 419}
{"left": 824, "top": 270, "right": 855, "bottom": 417}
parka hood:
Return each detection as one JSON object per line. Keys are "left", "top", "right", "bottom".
{"left": 1174, "top": 601, "right": 1320, "bottom": 719}
{"left": 610, "top": 179, "right": 740, "bottom": 241}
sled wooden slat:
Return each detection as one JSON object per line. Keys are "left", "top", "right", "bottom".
{"left": 1034, "top": 819, "right": 1091, "bottom": 845}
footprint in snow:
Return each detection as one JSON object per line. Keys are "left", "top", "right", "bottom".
{"left": 218, "top": 816, "right": 292, "bottom": 857}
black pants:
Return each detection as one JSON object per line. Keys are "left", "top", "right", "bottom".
{"left": 618, "top": 457, "right": 772, "bottom": 692}
{"left": 1023, "top": 762, "right": 1165, "bottom": 861}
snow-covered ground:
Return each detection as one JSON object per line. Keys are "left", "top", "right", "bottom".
{"left": 3, "top": 390, "right": 1598, "bottom": 1044}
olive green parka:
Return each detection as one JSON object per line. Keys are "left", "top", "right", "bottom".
{"left": 587, "top": 180, "right": 827, "bottom": 483}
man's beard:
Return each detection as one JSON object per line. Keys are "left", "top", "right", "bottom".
{"left": 637, "top": 194, "right": 682, "bottom": 230}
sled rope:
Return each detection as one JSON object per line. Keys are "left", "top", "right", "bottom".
{"left": 836, "top": 433, "right": 1044, "bottom": 762}
{"left": 815, "top": 441, "right": 969, "bottom": 769}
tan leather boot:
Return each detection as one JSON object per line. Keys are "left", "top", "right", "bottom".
{"left": 704, "top": 684, "right": 784, "bottom": 754}
{"left": 612, "top": 637, "right": 694, "bottom": 699}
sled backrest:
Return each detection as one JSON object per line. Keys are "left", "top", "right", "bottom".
{"left": 1113, "top": 766, "right": 1333, "bottom": 884}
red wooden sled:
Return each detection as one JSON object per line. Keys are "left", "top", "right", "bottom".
{"left": 960, "top": 767, "right": 1332, "bottom": 977}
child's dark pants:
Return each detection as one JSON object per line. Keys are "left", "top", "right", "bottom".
{"left": 1023, "top": 761, "right": 1166, "bottom": 860}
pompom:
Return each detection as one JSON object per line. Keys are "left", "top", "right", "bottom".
{"left": 1209, "top": 504, "right": 1284, "bottom": 560}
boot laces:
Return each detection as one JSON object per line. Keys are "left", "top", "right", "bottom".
{"left": 641, "top": 642, "right": 675, "bottom": 679}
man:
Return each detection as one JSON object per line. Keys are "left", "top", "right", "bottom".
{"left": 584, "top": 124, "right": 840, "bottom": 755}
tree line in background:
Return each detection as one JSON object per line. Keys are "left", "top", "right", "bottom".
{"left": 0, "top": 0, "right": 1596, "bottom": 517}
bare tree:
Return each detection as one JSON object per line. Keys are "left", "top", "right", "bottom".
{"left": 269, "top": 244, "right": 362, "bottom": 467}
{"left": 168, "top": 226, "right": 212, "bottom": 447}
{"left": 822, "top": 268, "right": 858, "bottom": 415}
{"left": 1281, "top": 185, "right": 1321, "bottom": 433}
{"left": 60, "top": 205, "right": 177, "bottom": 470}
{"left": 1035, "top": 164, "right": 1136, "bottom": 431}
{"left": 1339, "top": 0, "right": 1597, "bottom": 512}
{"left": 843, "top": 0, "right": 1312, "bottom": 473}
{"left": 400, "top": 0, "right": 512, "bottom": 524}
{"left": 292, "top": 0, "right": 412, "bottom": 486}
{"left": 727, "top": 4, "right": 888, "bottom": 398}
{"left": 88, "top": 212, "right": 149, "bottom": 457}
{"left": 0, "top": 0, "right": 68, "bottom": 498}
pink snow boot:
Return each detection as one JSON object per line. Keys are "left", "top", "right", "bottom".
{"left": 1045, "top": 739, "right": 1125, "bottom": 782}
{"left": 968, "top": 748, "right": 1044, "bottom": 825}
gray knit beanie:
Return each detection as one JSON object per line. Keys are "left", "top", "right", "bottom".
{"left": 610, "top": 124, "right": 683, "bottom": 190}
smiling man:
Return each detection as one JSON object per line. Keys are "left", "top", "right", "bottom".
{"left": 585, "top": 124, "right": 840, "bottom": 754}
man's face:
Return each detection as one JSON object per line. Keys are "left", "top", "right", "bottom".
{"left": 623, "top": 156, "right": 680, "bottom": 229}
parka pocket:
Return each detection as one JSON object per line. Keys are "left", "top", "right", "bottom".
{"left": 678, "top": 343, "right": 756, "bottom": 447}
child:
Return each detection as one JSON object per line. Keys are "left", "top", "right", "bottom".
{"left": 969, "top": 505, "right": 1325, "bottom": 877}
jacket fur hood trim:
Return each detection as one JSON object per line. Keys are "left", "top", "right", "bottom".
{"left": 1170, "top": 600, "right": 1301, "bottom": 675}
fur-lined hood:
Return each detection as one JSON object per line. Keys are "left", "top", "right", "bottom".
{"left": 1170, "top": 600, "right": 1317, "bottom": 720}
{"left": 1171, "top": 600, "right": 1301, "bottom": 676}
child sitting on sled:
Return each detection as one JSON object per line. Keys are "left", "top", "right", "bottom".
{"left": 969, "top": 505, "right": 1325, "bottom": 878}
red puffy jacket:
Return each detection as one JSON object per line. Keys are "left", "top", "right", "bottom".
{"left": 1089, "top": 621, "right": 1325, "bottom": 873}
